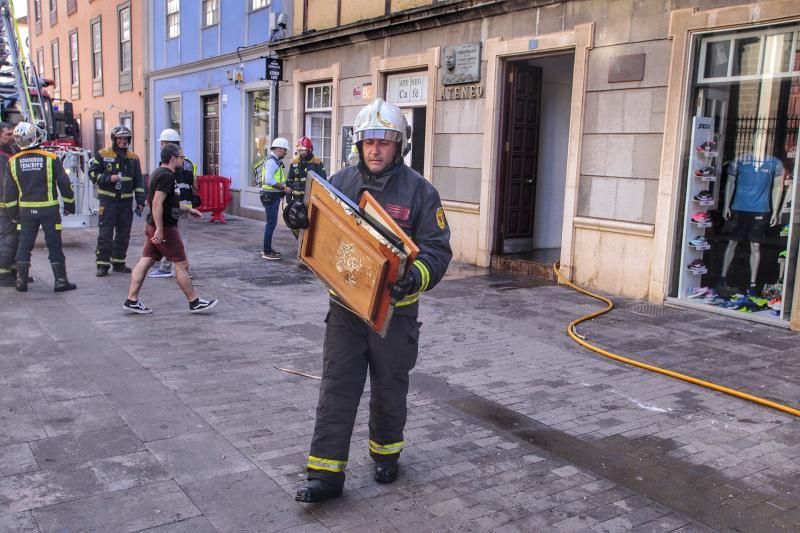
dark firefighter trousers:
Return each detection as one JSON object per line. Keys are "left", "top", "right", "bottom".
{"left": 0, "top": 215, "right": 18, "bottom": 274}
{"left": 15, "top": 212, "right": 66, "bottom": 264}
{"left": 307, "top": 301, "right": 422, "bottom": 488}
{"left": 96, "top": 199, "right": 133, "bottom": 267}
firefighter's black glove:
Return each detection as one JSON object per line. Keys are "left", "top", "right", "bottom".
{"left": 63, "top": 203, "right": 76, "bottom": 215}
{"left": 134, "top": 204, "right": 143, "bottom": 217}
{"left": 284, "top": 201, "right": 309, "bottom": 230}
{"left": 389, "top": 266, "right": 421, "bottom": 301}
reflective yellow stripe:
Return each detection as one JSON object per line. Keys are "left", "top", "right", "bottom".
{"left": 20, "top": 200, "right": 60, "bottom": 207}
{"left": 413, "top": 260, "right": 430, "bottom": 292}
{"left": 62, "top": 197, "right": 75, "bottom": 203}
{"left": 0, "top": 200, "right": 17, "bottom": 207}
{"left": 368, "top": 440, "right": 403, "bottom": 455}
{"left": 306, "top": 456, "right": 347, "bottom": 473}
{"left": 0, "top": 268, "right": 10, "bottom": 274}
{"left": 54, "top": 224, "right": 62, "bottom": 230}
{"left": 16, "top": 224, "right": 21, "bottom": 230}
{"left": 134, "top": 188, "right": 145, "bottom": 193}
{"left": 97, "top": 189, "right": 117, "bottom": 197}
{"left": 396, "top": 292, "right": 419, "bottom": 307}
{"left": 110, "top": 258, "right": 126, "bottom": 263}
{"left": 120, "top": 176, "right": 133, "bottom": 181}
{"left": 121, "top": 193, "right": 134, "bottom": 198}
{"left": 47, "top": 160, "right": 54, "bottom": 203}
{"left": 96, "top": 260, "right": 111, "bottom": 266}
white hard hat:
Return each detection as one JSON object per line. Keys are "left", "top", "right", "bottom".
{"left": 13, "top": 122, "right": 44, "bottom": 149}
{"left": 352, "top": 98, "right": 411, "bottom": 161}
{"left": 271, "top": 137, "right": 290, "bottom": 150}
{"left": 158, "top": 128, "right": 181, "bottom": 143}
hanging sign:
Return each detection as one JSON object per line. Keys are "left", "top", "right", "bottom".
{"left": 266, "top": 58, "right": 283, "bottom": 82}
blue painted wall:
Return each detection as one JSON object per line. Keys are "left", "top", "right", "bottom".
{"left": 151, "top": 0, "right": 289, "bottom": 71}
{"left": 149, "top": 0, "right": 292, "bottom": 191}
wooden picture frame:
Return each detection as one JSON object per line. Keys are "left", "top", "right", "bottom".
{"left": 298, "top": 174, "right": 407, "bottom": 336}
{"left": 359, "top": 191, "right": 419, "bottom": 268}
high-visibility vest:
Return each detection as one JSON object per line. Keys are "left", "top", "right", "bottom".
{"left": 257, "top": 155, "right": 286, "bottom": 192}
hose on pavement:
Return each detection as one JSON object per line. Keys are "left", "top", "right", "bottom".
{"left": 553, "top": 263, "right": 800, "bottom": 419}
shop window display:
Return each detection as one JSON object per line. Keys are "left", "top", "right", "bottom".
{"left": 675, "top": 25, "right": 800, "bottom": 322}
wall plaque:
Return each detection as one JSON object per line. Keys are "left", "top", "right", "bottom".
{"left": 441, "top": 43, "right": 481, "bottom": 85}
{"left": 439, "top": 84, "right": 484, "bottom": 100}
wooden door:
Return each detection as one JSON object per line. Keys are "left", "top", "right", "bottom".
{"left": 202, "top": 95, "right": 219, "bottom": 175}
{"left": 497, "top": 63, "right": 542, "bottom": 254}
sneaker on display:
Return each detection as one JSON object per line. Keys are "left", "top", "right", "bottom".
{"left": 779, "top": 249, "right": 787, "bottom": 259}
{"left": 694, "top": 167, "right": 716, "bottom": 178}
{"left": 780, "top": 225, "right": 790, "bottom": 237}
{"left": 693, "top": 190, "right": 713, "bottom": 201}
{"left": 687, "top": 259, "right": 706, "bottom": 272}
{"left": 691, "top": 212, "right": 711, "bottom": 223}
{"left": 148, "top": 268, "right": 173, "bottom": 278}
{"left": 190, "top": 297, "right": 218, "bottom": 314}
{"left": 687, "top": 287, "right": 709, "bottom": 298}
{"left": 696, "top": 140, "right": 717, "bottom": 152}
{"left": 689, "top": 235, "right": 708, "bottom": 247}
{"left": 123, "top": 300, "right": 153, "bottom": 314}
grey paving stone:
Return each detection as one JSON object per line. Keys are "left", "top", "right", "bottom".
{"left": 116, "top": 399, "right": 211, "bottom": 442}
{"left": 0, "top": 450, "right": 169, "bottom": 513}
{"left": 0, "top": 404, "right": 47, "bottom": 446}
{"left": 183, "top": 469, "right": 315, "bottom": 532}
{"left": 33, "top": 480, "right": 200, "bottom": 533}
{"left": 0, "top": 511, "right": 38, "bottom": 532}
{"left": 145, "top": 431, "right": 254, "bottom": 484}
{"left": 139, "top": 516, "right": 219, "bottom": 533}
{"left": 0, "top": 442, "right": 38, "bottom": 477}
{"left": 30, "top": 425, "right": 144, "bottom": 469}
{"left": 31, "top": 395, "right": 126, "bottom": 438}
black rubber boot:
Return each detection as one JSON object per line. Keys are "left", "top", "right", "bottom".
{"left": 294, "top": 479, "right": 343, "bottom": 503}
{"left": 15, "top": 262, "right": 29, "bottom": 292}
{"left": 112, "top": 264, "right": 132, "bottom": 273}
{"left": 9, "top": 266, "right": 33, "bottom": 283}
{"left": 375, "top": 463, "right": 399, "bottom": 484}
{"left": 0, "top": 272, "right": 14, "bottom": 287}
{"left": 96, "top": 265, "right": 109, "bottom": 277}
{"left": 52, "top": 263, "right": 77, "bottom": 292}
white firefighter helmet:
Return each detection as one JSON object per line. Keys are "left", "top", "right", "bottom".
{"left": 13, "top": 122, "right": 44, "bottom": 150}
{"left": 271, "top": 137, "right": 290, "bottom": 150}
{"left": 158, "top": 128, "right": 181, "bottom": 143}
{"left": 352, "top": 98, "right": 411, "bottom": 161}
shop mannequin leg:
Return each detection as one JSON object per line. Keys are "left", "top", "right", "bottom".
{"left": 720, "top": 240, "right": 738, "bottom": 284}
{"left": 748, "top": 242, "right": 761, "bottom": 294}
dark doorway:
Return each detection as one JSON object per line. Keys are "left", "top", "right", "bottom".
{"left": 202, "top": 94, "right": 219, "bottom": 175}
{"left": 496, "top": 63, "right": 542, "bottom": 254}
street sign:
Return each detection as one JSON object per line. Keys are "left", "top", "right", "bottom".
{"left": 266, "top": 58, "right": 283, "bottom": 82}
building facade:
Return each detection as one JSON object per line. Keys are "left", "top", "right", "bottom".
{"left": 27, "top": 0, "right": 148, "bottom": 167}
{"left": 147, "top": 0, "right": 292, "bottom": 214}
{"left": 265, "top": 0, "right": 800, "bottom": 330}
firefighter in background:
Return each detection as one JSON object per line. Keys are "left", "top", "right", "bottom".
{"left": 284, "top": 136, "right": 326, "bottom": 237}
{"left": 3, "top": 122, "right": 77, "bottom": 292}
{"left": 0, "top": 121, "right": 19, "bottom": 287}
{"left": 286, "top": 99, "right": 452, "bottom": 503}
{"left": 88, "top": 125, "right": 145, "bottom": 277}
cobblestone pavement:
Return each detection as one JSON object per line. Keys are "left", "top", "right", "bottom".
{"left": 0, "top": 215, "right": 798, "bottom": 532}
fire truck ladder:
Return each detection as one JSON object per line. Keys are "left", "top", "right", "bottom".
{"left": 0, "top": 0, "right": 48, "bottom": 128}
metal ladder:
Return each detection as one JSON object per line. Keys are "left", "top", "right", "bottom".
{"left": 0, "top": 0, "right": 48, "bottom": 127}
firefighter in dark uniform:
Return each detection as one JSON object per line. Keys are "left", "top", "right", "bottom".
{"left": 88, "top": 125, "right": 145, "bottom": 276}
{"left": 286, "top": 99, "right": 452, "bottom": 503}
{"left": 284, "top": 136, "right": 326, "bottom": 238}
{"left": 0, "top": 121, "right": 19, "bottom": 287}
{"left": 3, "top": 122, "right": 77, "bottom": 292}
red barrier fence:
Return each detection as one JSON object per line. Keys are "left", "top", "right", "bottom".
{"left": 196, "top": 175, "right": 232, "bottom": 224}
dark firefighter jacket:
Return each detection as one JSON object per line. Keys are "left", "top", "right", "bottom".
{"left": 0, "top": 145, "right": 17, "bottom": 217}
{"left": 329, "top": 162, "right": 452, "bottom": 315}
{"left": 4, "top": 149, "right": 75, "bottom": 219}
{"left": 287, "top": 154, "right": 326, "bottom": 199}
{"left": 88, "top": 147, "right": 145, "bottom": 206}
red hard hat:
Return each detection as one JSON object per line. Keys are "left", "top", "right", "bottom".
{"left": 296, "top": 136, "right": 313, "bottom": 151}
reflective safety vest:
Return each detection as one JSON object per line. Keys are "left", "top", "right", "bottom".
{"left": 256, "top": 154, "right": 286, "bottom": 192}
{"left": 6, "top": 149, "right": 75, "bottom": 217}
